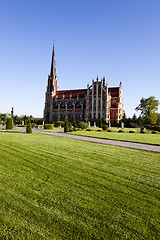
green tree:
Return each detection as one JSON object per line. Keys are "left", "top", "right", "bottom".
{"left": 137, "top": 116, "right": 144, "bottom": 126}
{"left": 0, "top": 118, "right": 1, "bottom": 125}
{"left": 26, "top": 122, "right": 32, "bottom": 133}
{"left": 6, "top": 118, "right": 13, "bottom": 130}
{"left": 132, "top": 114, "right": 137, "bottom": 123}
{"left": 122, "top": 112, "right": 127, "bottom": 125}
{"left": 156, "top": 113, "right": 160, "bottom": 125}
{"left": 64, "top": 116, "right": 69, "bottom": 133}
{"left": 135, "top": 96, "right": 159, "bottom": 124}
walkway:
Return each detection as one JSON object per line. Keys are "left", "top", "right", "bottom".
{"left": 33, "top": 130, "right": 160, "bottom": 153}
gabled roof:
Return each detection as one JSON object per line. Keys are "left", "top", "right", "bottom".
{"left": 54, "top": 89, "right": 87, "bottom": 99}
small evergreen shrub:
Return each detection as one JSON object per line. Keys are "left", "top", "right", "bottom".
{"left": 86, "top": 128, "right": 93, "bottom": 131}
{"left": 108, "top": 129, "right": 114, "bottom": 132}
{"left": 44, "top": 124, "right": 54, "bottom": 130}
{"left": 73, "top": 117, "right": 78, "bottom": 128}
{"left": 99, "top": 119, "right": 103, "bottom": 128}
{"left": 118, "top": 129, "right": 125, "bottom": 133}
{"left": 97, "top": 128, "right": 103, "bottom": 132}
{"left": 73, "top": 127, "right": 77, "bottom": 131}
{"left": 152, "top": 130, "right": 158, "bottom": 134}
{"left": 141, "top": 130, "right": 148, "bottom": 134}
{"left": 78, "top": 122, "right": 88, "bottom": 129}
{"left": 26, "top": 122, "right": 32, "bottom": 133}
{"left": 64, "top": 117, "right": 69, "bottom": 133}
{"left": 6, "top": 118, "right": 13, "bottom": 130}
{"left": 129, "top": 130, "right": 136, "bottom": 133}
{"left": 69, "top": 128, "right": 73, "bottom": 132}
{"left": 55, "top": 121, "right": 64, "bottom": 127}
{"left": 102, "top": 125, "right": 108, "bottom": 131}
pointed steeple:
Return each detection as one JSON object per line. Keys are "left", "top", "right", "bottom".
{"left": 50, "top": 42, "right": 56, "bottom": 77}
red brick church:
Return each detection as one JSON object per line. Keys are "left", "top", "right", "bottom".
{"left": 44, "top": 44, "right": 124, "bottom": 123}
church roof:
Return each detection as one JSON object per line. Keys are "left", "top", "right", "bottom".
{"left": 54, "top": 89, "right": 87, "bottom": 99}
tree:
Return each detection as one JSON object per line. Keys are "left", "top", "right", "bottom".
{"left": 0, "top": 118, "right": 1, "bottom": 125}
{"left": 135, "top": 96, "right": 159, "bottom": 124}
{"left": 137, "top": 116, "right": 144, "bottom": 126}
{"left": 156, "top": 113, "right": 160, "bottom": 125}
{"left": 132, "top": 114, "right": 137, "bottom": 123}
{"left": 6, "top": 118, "right": 13, "bottom": 130}
{"left": 122, "top": 112, "right": 127, "bottom": 125}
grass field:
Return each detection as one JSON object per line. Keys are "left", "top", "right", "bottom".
{"left": 69, "top": 130, "right": 160, "bottom": 146}
{"left": 0, "top": 132, "right": 160, "bottom": 239}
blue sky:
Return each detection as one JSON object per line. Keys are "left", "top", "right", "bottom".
{"left": 0, "top": 0, "right": 160, "bottom": 118}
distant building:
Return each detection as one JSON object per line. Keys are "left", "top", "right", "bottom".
{"left": 44, "top": 44, "right": 124, "bottom": 123}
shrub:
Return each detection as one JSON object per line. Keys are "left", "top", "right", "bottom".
{"left": 26, "top": 122, "right": 32, "bottom": 133}
{"left": 73, "top": 117, "right": 78, "bottom": 128}
{"left": 99, "top": 119, "right": 103, "bottom": 128}
{"left": 97, "top": 128, "right": 103, "bottom": 132}
{"left": 118, "top": 129, "right": 125, "bottom": 133}
{"left": 44, "top": 124, "right": 54, "bottom": 130}
{"left": 73, "top": 127, "right": 77, "bottom": 131}
{"left": 102, "top": 125, "right": 108, "bottom": 131}
{"left": 69, "top": 128, "right": 73, "bottom": 132}
{"left": 55, "top": 121, "right": 64, "bottom": 127}
{"left": 86, "top": 128, "right": 93, "bottom": 131}
{"left": 129, "top": 130, "right": 136, "bottom": 133}
{"left": 108, "top": 129, "right": 114, "bottom": 132}
{"left": 141, "top": 130, "right": 148, "bottom": 134}
{"left": 152, "top": 130, "right": 158, "bottom": 134}
{"left": 77, "top": 128, "right": 82, "bottom": 131}
{"left": 64, "top": 117, "right": 69, "bottom": 133}
{"left": 6, "top": 118, "right": 13, "bottom": 130}
{"left": 78, "top": 122, "right": 88, "bottom": 129}
{"left": 0, "top": 118, "right": 1, "bottom": 125}
{"left": 145, "top": 125, "right": 160, "bottom": 132}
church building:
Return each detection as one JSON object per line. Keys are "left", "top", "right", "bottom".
{"left": 44, "top": 44, "right": 124, "bottom": 123}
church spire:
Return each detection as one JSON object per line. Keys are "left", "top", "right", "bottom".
{"left": 50, "top": 42, "right": 56, "bottom": 77}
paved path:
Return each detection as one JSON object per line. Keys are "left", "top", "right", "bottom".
{"left": 33, "top": 130, "right": 160, "bottom": 153}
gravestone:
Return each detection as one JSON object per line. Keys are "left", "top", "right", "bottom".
{"left": 88, "top": 121, "right": 90, "bottom": 128}
{"left": 94, "top": 122, "right": 96, "bottom": 127}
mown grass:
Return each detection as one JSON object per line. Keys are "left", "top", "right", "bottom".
{"left": 0, "top": 132, "right": 160, "bottom": 239}
{"left": 69, "top": 130, "right": 160, "bottom": 146}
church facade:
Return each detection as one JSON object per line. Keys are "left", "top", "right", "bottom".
{"left": 44, "top": 45, "right": 124, "bottom": 123}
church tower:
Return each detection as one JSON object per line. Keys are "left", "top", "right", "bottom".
{"left": 44, "top": 43, "right": 58, "bottom": 122}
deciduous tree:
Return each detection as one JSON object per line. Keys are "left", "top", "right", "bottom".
{"left": 135, "top": 96, "right": 159, "bottom": 124}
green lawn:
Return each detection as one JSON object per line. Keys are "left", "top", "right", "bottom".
{"left": 69, "top": 130, "right": 160, "bottom": 145}
{"left": 0, "top": 132, "right": 160, "bottom": 239}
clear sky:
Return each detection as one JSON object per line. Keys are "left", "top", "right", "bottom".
{"left": 0, "top": 0, "right": 160, "bottom": 118}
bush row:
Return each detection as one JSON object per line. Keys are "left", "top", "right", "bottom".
{"left": 145, "top": 125, "right": 160, "bottom": 132}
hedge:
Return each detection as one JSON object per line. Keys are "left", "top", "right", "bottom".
{"left": 44, "top": 124, "right": 54, "bottom": 130}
